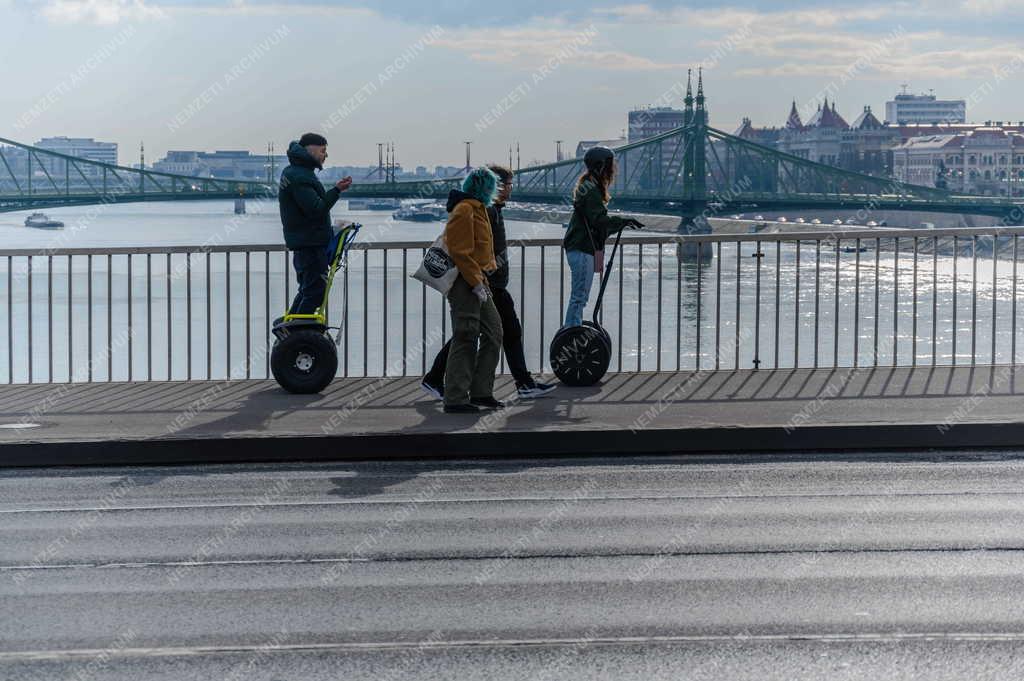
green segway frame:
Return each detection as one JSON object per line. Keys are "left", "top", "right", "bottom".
{"left": 271, "top": 222, "right": 361, "bottom": 394}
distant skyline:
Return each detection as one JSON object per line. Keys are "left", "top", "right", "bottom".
{"left": 3, "top": 0, "right": 1023, "bottom": 167}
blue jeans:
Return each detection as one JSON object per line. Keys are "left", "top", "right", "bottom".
{"left": 564, "top": 249, "right": 595, "bottom": 327}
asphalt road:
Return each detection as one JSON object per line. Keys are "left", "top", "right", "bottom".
{"left": 4, "top": 451, "right": 1024, "bottom": 679}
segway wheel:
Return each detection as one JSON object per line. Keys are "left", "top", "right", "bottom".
{"left": 271, "top": 329, "right": 338, "bottom": 394}
{"left": 582, "top": 320, "right": 612, "bottom": 349}
{"left": 549, "top": 325, "right": 612, "bottom": 387}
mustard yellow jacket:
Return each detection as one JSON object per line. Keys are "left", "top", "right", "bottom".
{"left": 444, "top": 196, "right": 496, "bottom": 288}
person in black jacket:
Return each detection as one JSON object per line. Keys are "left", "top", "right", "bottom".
{"left": 279, "top": 133, "right": 352, "bottom": 315}
{"left": 421, "top": 164, "right": 556, "bottom": 401}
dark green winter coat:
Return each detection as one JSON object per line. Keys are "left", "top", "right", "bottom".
{"left": 562, "top": 177, "right": 628, "bottom": 255}
{"left": 279, "top": 141, "right": 341, "bottom": 249}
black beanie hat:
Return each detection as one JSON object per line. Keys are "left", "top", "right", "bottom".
{"left": 299, "top": 132, "right": 328, "bottom": 147}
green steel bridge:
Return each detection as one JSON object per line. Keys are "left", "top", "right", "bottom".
{"left": 4, "top": 80, "right": 1023, "bottom": 222}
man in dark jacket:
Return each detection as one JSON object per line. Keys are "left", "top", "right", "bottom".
{"left": 279, "top": 133, "right": 352, "bottom": 315}
{"left": 422, "top": 164, "right": 556, "bottom": 400}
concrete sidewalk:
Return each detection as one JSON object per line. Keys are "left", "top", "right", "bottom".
{"left": 2, "top": 365, "right": 1024, "bottom": 466}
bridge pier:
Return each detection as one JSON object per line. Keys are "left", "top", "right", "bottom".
{"left": 676, "top": 205, "right": 713, "bottom": 263}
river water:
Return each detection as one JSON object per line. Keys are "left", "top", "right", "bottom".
{"left": 0, "top": 200, "right": 1020, "bottom": 383}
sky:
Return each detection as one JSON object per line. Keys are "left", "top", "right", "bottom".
{"left": 1, "top": 0, "right": 1023, "bottom": 168}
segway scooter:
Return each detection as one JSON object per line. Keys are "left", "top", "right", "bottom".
{"left": 549, "top": 221, "right": 630, "bottom": 387}
{"left": 271, "top": 222, "right": 361, "bottom": 394}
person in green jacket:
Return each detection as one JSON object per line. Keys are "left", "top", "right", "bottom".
{"left": 562, "top": 146, "right": 643, "bottom": 327}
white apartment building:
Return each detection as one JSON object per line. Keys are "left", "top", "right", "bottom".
{"left": 33, "top": 136, "right": 118, "bottom": 177}
{"left": 885, "top": 91, "right": 966, "bottom": 125}
{"left": 35, "top": 136, "right": 118, "bottom": 165}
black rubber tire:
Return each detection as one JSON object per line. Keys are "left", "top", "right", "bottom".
{"left": 549, "top": 324, "right": 612, "bottom": 387}
{"left": 582, "top": 320, "right": 612, "bottom": 349}
{"left": 270, "top": 329, "right": 338, "bottom": 394}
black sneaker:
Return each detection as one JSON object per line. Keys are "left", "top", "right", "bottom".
{"left": 420, "top": 378, "right": 444, "bottom": 400}
{"left": 470, "top": 396, "right": 505, "bottom": 410}
{"left": 516, "top": 379, "right": 556, "bottom": 399}
{"left": 444, "top": 403, "right": 480, "bottom": 414}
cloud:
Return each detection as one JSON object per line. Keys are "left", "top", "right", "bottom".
{"left": 732, "top": 27, "right": 1022, "bottom": 80}
{"left": 585, "top": 3, "right": 1024, "bottom": 82}
{"left": 18, "top": 0, "right": 1024, "bottom": 82}
{"left": 959, "top": 0, "right": 1021, "bottom": 13}
{"left": 595, "top": 3, "right": 897, "bottom": 28}
{"left": 168, "top": 1, "right": 372, "bottom": 18}
{"left": 23, "top": 0, "right": 602, "bottom": 26}
{"left": 435, "top": 26, "right": 686, "bottom": 71}
{"left": 37, "top": 0, "right": 164, "bottom": 24}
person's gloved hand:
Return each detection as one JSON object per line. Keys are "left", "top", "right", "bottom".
{"left": 625, "top": 218, "right": 645, "bottom": 230}
{"left": 472, "top": 282, "right": 490, "bottom": 303}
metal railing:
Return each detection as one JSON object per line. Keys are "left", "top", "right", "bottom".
{"left": 3, "top": 226, "right": 1024, "bottom": 384}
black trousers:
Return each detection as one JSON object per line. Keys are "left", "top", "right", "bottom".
{"left": 288, "top": 246, "right": 329, "bottom": 315}
{"left": 426, "top": 286, "right": 531, "bottom": 386}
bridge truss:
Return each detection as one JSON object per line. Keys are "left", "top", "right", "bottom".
{"left": 4, "top": 110, "right": 1023, "bottom": 220}
{"left": 0, "top": 136, "right": 273, "bottom": 213}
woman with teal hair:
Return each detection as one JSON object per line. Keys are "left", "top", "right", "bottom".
{"left": 441, "top": 167, "right": 504, "bottom": 413}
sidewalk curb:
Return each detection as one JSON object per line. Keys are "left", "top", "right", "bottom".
{"left": 3, "top": 421, "right": 1024, "bottom": 467}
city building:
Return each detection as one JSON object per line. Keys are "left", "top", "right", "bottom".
{"left": 619, "top": 106, "right": 689, "bottom": 191}
{"left": 778, "top": 98, "right": 851, "bottom": 166}
{"left": 628, "top": 107, "right": 685, "bottom": 143}
{"left": 153, "top": 151, "right": 203, "bottom": 175}
{"left": 891, "top": 121, "right": 1024, "bottom": 142}
{"left": 885, "top": 88, "right": 966, "bottom": 125}
{"left": 433, "top": 165, "right": 462, "bottom": 178}
{"left": 575, "top": 137, "right": 626, "bottom": 158}
{"left": 0, "top": 145, "right": 28, "bottom": 178}
{"left": 29, "top": 136, "right": 118, "bottom": 177}
{"left": 733, "top": 117, "right": 783, "bottom": 148}
{"left": 152, "top": 150, "right": 287, "bottom": 182}
{"left": 35, "top": 136, "right": 118, "bottom": 165}
{"left": 573, "top": 106, "right": 684, "bottom": 162}
{"left": 892, "top": 126, "right": 1024, "bottom": 196}
{"left": 778, "top": 99, "right": 900, "bottom": 177}
{"left": 320, "top": 164, "right": 403, "bottom": 182}
{"left": 742, "top": 100, "right": 901, "bottom": 177}
{"left": 842, "top": 105, "right": 897, "bottom": 176}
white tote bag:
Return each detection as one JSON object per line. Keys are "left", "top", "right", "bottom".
{"left": 412, "top": 232, "right": 459, "bottom": 296}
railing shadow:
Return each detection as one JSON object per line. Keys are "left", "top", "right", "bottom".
{"left": 3, "top": 365, "right": 1024, "bottom": 423}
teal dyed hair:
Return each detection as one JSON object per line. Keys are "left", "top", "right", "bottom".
{"left": 461, "top": 167, "right": 499, "bottom": 206}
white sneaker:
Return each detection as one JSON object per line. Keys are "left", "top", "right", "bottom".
{"left": 420, "top": 379, "right": 443, "bottom": 400}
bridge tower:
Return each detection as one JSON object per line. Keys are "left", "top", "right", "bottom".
{"left": 383, "top": 142, "right": 397, "bottom": 183}
{"left": 678, "top": 68, "right": 713, "bottom": 263}
{"left": 693, "top": 67, "right": 708, "bottom": 206}
{"left": 683, "top": 69, "right": 694, "bottom": 196}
